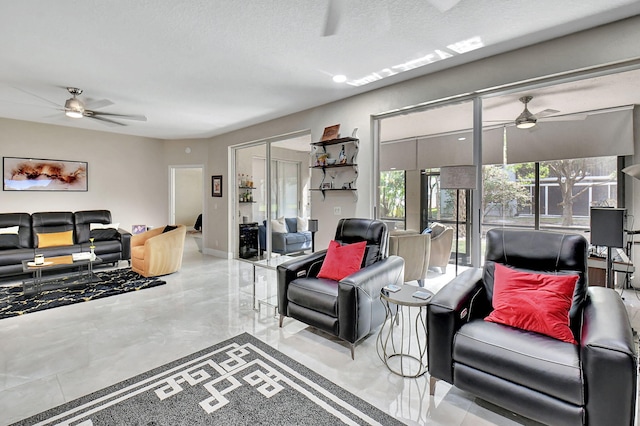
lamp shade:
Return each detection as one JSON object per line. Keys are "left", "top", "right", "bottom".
{"left": 440, "top": 165, "right": 477, "bottom": 190}
{"left": 308, "top": 219, "right": 318, "bottom": 233}
{"left": 622, "top": 163, "right": 640, "bottom": 180}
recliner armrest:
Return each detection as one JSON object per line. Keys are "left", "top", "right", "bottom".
{"left": 271, "top": 232, "right": 288, "bottom": 252}
{"left": 277, "top": 251, "right": 327, "bottom": 315}
{"left": 427, "top": 268, "right": 484, "bottom": 383}
{"left": 581, "top": 287, "right": 637, "bottom": 426}
{"left": 117, "top": 228, "right": 132, "bottom": 261}
{"left": 339, "top": 255, "right": 404, "bottom": 299}
{"left": 338, "top": 255, "right": 405, "bottom": 343}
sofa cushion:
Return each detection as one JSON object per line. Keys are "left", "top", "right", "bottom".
{"left": 288, "top": 276, "right": 339, "bottom": 317}
{"left": 454, "top": 320, "right": 583, "bottom": 405}
{"left": 0, "top": 235, "right": 20, "bottom": 250}
{"left": 430, "top": 222, "right": 446, "bottom": 237}
{"left": 0, "top": 213, "right": 33, "bottom": 249}
{"left": 285, "top": 217, "right": 298, "bottom": 233}
{"left": 317, "top": 240, "right": 366, "bottom": 281}
{"left": 271, "top": 217, "right": 288, "bottom": 233}
{"left": 0, "top": 226, "right": 20, "bottom": 249}
{"left": 74, "top": 210, "right": 114, "bottom": 243}
{"left": 32, "top": 212, "right": 75, "bottom": 247}
{"left": 85, "top": 240, "right": 122, "bottom": 254}
{"left": 90, "top": 228, "right": 119, "bottom": 241}
{"left": 37, "top": 230, "right": 74, "bottom": 248}
{"left": 0, "top": 248, "right": 35, "bottom": 266}
{"left": 0, "top": 226, "right": 19, "bottom": 234}
{"left": 297, "top": 216, "right": 308, "bottom": 231}
{"left": 485, "top": 263, "right": 578, "bottom": 344}
{"left": 284, "top": 232, "right": 308, "bottom": 245}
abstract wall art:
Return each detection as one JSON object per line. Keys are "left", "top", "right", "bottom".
{"left": 3, "top": 157, "right": 88, "bottom": 191}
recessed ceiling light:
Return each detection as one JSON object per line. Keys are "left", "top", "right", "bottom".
{"left": 458, "top": 137, "right": 466, "bottom": 141}
{"left": 332, "top": 75, "right": 347, "bottom": 83}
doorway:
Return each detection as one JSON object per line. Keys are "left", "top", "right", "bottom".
{"left": 170, "top": 165, "right": 205, "bottom": 253}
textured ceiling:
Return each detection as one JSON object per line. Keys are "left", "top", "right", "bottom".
{"left": 1, "top": 0, "right": 639, "bottom": 140}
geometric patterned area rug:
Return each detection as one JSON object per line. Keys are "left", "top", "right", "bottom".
{"left": 11, "top": 333, "right": 403, "bottom": 426}
{"left": 0, "top": 268, "right": 165, "bottom": 320}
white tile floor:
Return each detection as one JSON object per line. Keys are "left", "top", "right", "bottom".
{"left": 1, "top": 235, "right": 638, "bottom": 425}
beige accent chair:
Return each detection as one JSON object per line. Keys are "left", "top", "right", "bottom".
{"left": 131, "top": 225, "right": 187, "bottom": 277}
{"left": 428, "top": 222, "right": 454, "bottom": 274}
{"left": 389, "top": 232, "right": 431, "bottom": 287}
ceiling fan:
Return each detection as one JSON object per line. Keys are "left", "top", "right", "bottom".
{"left": 485, "top": 95, "right": 585, "bottom": 130}
{"left": 60, "top": 87, "right": 147, "bottom": 126}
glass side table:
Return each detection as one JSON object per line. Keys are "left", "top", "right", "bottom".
{"left": 376, "top": 284, "right": 433, "bottom": 378}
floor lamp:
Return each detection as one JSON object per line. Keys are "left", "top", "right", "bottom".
{"left": 308, "top": 219, "right": 318, "bottom": 252}
{"left": 440, "top": 165, "right": 478, "bottom": 276}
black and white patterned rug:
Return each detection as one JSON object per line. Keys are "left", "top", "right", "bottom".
{"left": 12, "top": 333, "right": 403, "bottom": 425}
{"left": 0, "top": 268, "right": 166, "bottom": 319}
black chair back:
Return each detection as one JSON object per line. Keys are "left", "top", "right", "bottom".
{"left": 483, "top": 228, "right": 588, "bottom": 332}
{"left": 334, "top": 218, "right": 388, "bottom": 267}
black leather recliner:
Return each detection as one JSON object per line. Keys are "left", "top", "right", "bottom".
{"left": 428, "top": 228, "right": 637, "bottom": 425}
{"left": 277, "top": 218, "right": 405, "bottom": 359}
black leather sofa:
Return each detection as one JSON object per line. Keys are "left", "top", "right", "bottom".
{"left": 277, "top": 218, "right": 405, "bottom": 358}
{"left": 0, "top": 210, "right": 131, "bottom": 278}
{"left": 428, "top": 228, "right": 637, "bottom": 426}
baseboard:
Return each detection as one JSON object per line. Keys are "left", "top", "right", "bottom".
{"left": 203, "top": 247, "right": 232, "bottom": 259}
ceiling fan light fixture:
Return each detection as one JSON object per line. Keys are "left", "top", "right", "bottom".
{"left": 516, "top": 117, "right": 536, "bottom": 129}
{"left": 64, "top": 97, "right": 84, "bottom": 118}
{"left": 515, "top": 95, "right": 537, "bottom": 129}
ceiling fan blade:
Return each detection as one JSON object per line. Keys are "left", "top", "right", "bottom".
{"left": 88, "top": 110, "right": 147, "bottom": 121}
{"left": 322, "top": 0, "right": 341, "bottom": 37}
{"left": 539, "top": 113, "right": 588, "bottom": 122}
{"left": 84, "top": 98, "right": 114, "bottom": 110}
{"left": 85, "top": 114, "right": 126, "bottom": 126}
{"left": 532, "top": 108, "right": 560, "bottom": 119}
{"left": 13, "top": 86, "right": 62, "bottom": 108}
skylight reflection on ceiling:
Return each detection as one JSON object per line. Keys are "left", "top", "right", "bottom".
{"left": 346, "top": 36, "right": 484, "bottom": 87}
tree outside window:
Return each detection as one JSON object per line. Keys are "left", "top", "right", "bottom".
{"left": 379, "top": 170, "right": 405, "bottom": 226}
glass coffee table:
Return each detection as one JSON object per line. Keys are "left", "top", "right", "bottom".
{"left": 22, "top": 255, "right": 102, "bottom": 295}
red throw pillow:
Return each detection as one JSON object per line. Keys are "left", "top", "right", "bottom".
{"left": 485, "top": 263, "right": 578, "bottom": 344}
{"left": 317, "top": 240, "right": 367, "bottom": 281}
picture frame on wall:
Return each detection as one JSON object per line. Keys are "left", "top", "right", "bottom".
{"left": 212, "top": 175, "right": 223, "bottom": 197}
{"left": 3, "top": 156, "right": 88, "bottom": 191}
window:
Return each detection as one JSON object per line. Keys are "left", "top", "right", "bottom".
{"left": 271, "top": 159, "right": 300, "bottom": 219}
{"left": 379, "top": 170, "right": 406, "bottom": 230}
{"left": 481, "top": 156, "right": 618, "bottom": 232}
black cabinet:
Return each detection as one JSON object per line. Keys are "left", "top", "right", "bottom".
{"left": 239, "top": 223, "right": 259, "bottom": 259}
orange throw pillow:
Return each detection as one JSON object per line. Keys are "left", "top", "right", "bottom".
{"left": 37, "top": 230, "right": 74, "bottom": 248}
{"left": 317, "top": 240, "right": 367, "bottom": 281}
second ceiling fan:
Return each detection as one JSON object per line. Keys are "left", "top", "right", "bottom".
{"left": 485, "top": 95, "right": 586, "bottom": 130}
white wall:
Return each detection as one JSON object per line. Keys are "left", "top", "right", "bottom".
{"left": 203, "top": 16, "right": 640, "bottom": 255}
{"left": 0, "top": 118, "right": 168, "bottom": 231}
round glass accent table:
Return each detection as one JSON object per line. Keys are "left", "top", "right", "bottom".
{"left": 376, "top": 285, "right": 433, "bottom": 378}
